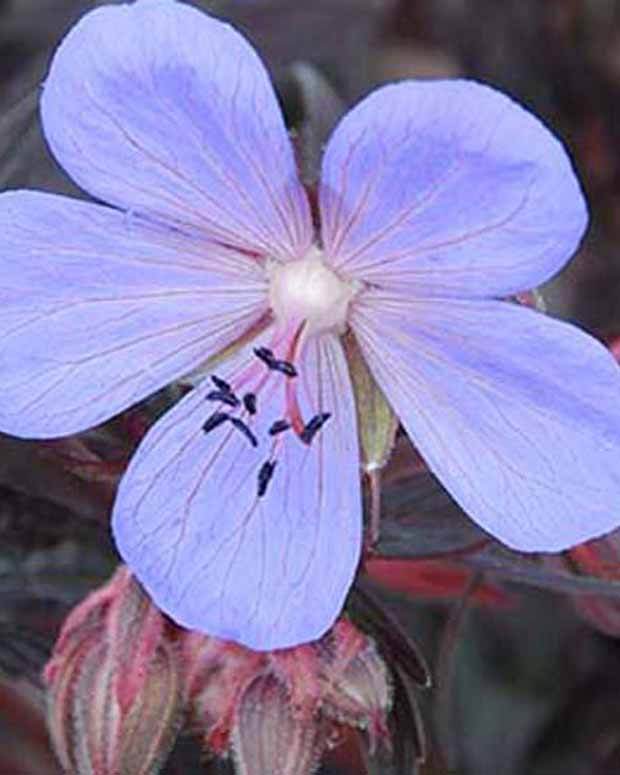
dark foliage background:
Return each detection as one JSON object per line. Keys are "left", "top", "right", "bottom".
{"left": 1, "top": 1, "right": 620, "bottom": 773}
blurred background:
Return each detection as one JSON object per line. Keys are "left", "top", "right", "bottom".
{"left": 1, "top": 1, "right": 620, "bottom": 774}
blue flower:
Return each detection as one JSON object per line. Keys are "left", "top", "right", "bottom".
{"left": 1, "top": 0, "right": 619, "bottom": 650}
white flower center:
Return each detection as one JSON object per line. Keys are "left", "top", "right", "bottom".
{"left": 267, "top": 247, "right": 358, "bottom": 335}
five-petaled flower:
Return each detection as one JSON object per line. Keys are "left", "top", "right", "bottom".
{"left": 1, "top": 0, "right": 620, "bottom": 650}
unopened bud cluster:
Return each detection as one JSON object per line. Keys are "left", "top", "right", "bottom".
{"left": 44, "top": 568, "right": 393, "bottom": 775}
{"left": 43, "top": 567, "right": 183, "bottom": 775}
{"left": 183, "top": 617, "right": 392, "bottom": 774}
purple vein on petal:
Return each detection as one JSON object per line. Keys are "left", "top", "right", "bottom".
{"left": 350, "top": 292, "right": 620, "bottom": 551}
{"left": 0, "top": 191, "right": 269, "bottom": 437}
{"left": 319, "top": 80, "right": 587, "bottom": 299}
{"left": 112, "top": 332, "right": 362, "bottom": 649}
{"left": 41, "top": 1, "right": 312, "bottom": 259}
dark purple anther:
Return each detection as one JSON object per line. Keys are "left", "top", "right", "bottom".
{"left": 243, "top": 393, "right": 257, "bottom": 415}
{"left": 269, "top": 419, "right": 291, "bottom": 436}
{"left": 253, "top": 346, "right": 297, "bottom": 378}
{"left": 202, "top": 411, "right": 229, "bottom": 434}
{"left": 254, "top": 346, "right": 275, "bottom": 367}
{"left": 230, "top": 416, "right": 258, "bottom": 447}
{"left": 271, "top": 359, "right": 298, "bottom": 378}
{"left": 211, "top": 375, "right": 232, "bottom": 393}
{"left": 300, "top": 412, "right": 332, "bottom": 445}
{"left": 206, "top": 389, "right": 239, "bottom": 408}
{"left": 257, "top": 459, "right": 277, "bottom": 497}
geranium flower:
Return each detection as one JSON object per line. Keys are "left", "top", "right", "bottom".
{"left": 1, "top": 0, "right": 620, "bottom": 650}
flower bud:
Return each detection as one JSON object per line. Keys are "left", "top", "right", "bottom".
{"left": 182, "top": 633, "right": 263, "bottom": 756}
{"left": 44, "top": 566, "right": 183, "bottom": 775}
{"left": 179, "top": 618, "right": 400, "bottom": 773}
{"left": 232, "top": 674, "right": 324, "bottom": 775}
{"left": 320, "top": 620, "right": 392, "bottom": 754}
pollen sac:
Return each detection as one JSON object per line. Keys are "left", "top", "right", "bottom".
{"left": 211, "top": 374, "right": 231, "bottom": 391}
{"left": 257, "top": 459, "right": 277, "bottom": 497}
{"left": 206, "top": 389, "right": 240, "bottom": 407}
{"left": 269, "top": 419, "right": 291, "bottom": 436}
{"left": 202, "top": 411, "right": 229, "bottom": 434}
{"left": 43, "top": 567, "right": 183, "bottom": 775}
{"left": 253, "top": 346, "right": 276, "bottom": 366}
{"left": 243, "top": 392, "right": 257, "bottom": 415}
{"left": 253, "top": 345, "right": 298, "bottom": 378}
{"left": 271, "top": 358, "right": 298, "bottom": 378}
{"left": 230, "top": 416, "right": 258, "bottom": 447}
{"left": 300, "top": 412, "right": 332, "bottom": 445}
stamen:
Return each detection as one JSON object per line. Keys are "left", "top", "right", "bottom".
{"left": 257, "top": 459, "right": 277, "bottom": 497}
{"left": 271, "top": 359, "right": 298, "bottom": 378}
{"left": 230, "top": 416, "right": 258, "bottom": 448}
{"left": 269, "top": 419, "right": 291, "bottom": 436}
{"left": 243, "top": 393, "right": 257, "bottom": 415}
{"left": 206, "top": 390, "right": 239, "bottom": 408}
{"left": 202, "top": 411, "right": 229, "bottom": 434}
{"left": 253, "top": 346, "right": 297, "bottom": 378}
{"left": 300, "top": 412, "right": 332, "bottom": 445}
{"left": 254, "top": 346, "right": 275, "bottom": 367}
{"left": 211, "top": 375, "right": 232, "bottom": 393}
